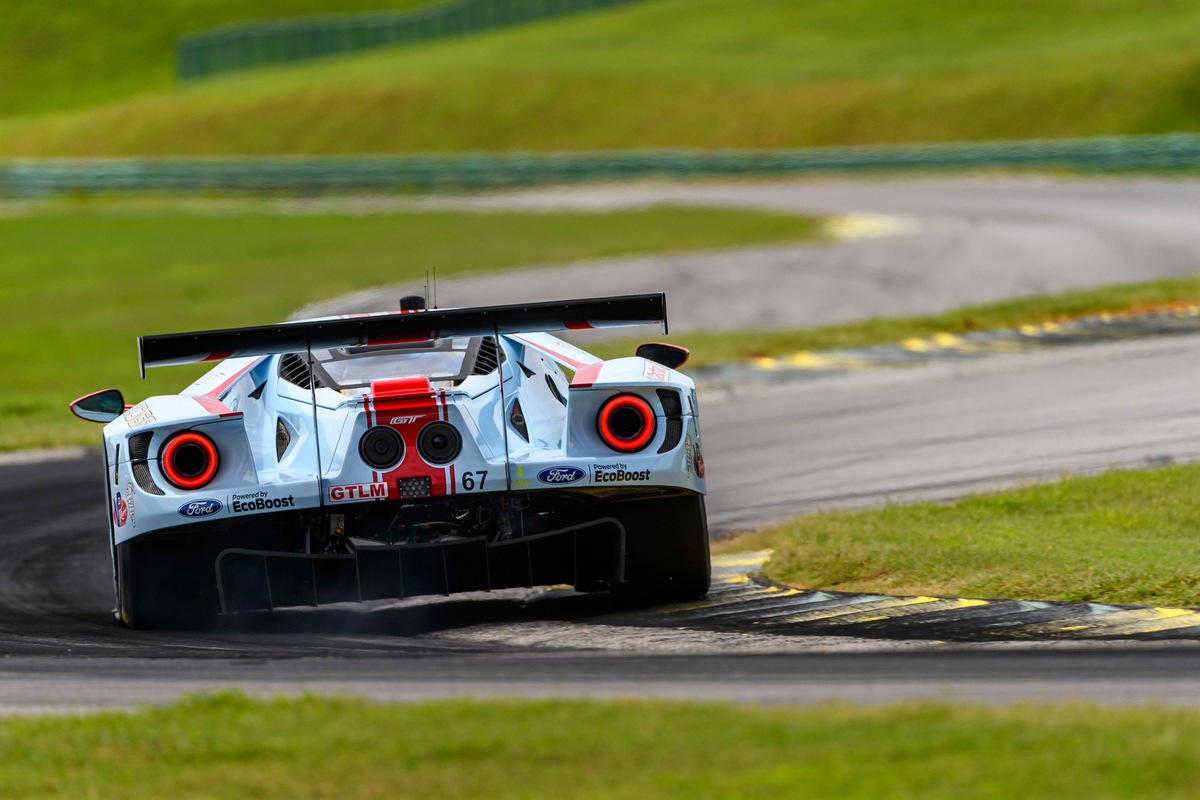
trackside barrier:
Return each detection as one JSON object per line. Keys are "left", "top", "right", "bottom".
{"left": 177, "top": 0, "right": 638, "bottom": 81}
{"left": 4, "top": 134, "right": 1200, "bottom": 197}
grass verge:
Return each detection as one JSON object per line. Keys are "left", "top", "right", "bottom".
{"left": 587, "top": 277, "right": 1200, "bottom": 367}
{"left": 0, "top": 0, "right": 435, "bottom": 117}
{"left": 1, "top": 202, "right": 819, "bottom": 451}
{"left": 6, "top": 693, "right": 1200, "bottom": 798}
{"left": 8, "top": 0, "right": 1200, "bottom": 155}
{"left": 723, "top": 465, "right": 1200, "bottom": 607}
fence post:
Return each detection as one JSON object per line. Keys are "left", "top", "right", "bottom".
{"left": 177, "top": 0, "right": 651, "bottom": 81}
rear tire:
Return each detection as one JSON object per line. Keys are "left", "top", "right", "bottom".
{"left": 611, "top": 493, "right": 711, "bottom": 605}
{"left": 116, "top": 537, "right": 220, "bottom": 630}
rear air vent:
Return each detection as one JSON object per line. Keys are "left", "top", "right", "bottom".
{"left": 275, "top": 418, "right": 291, "bottom": 461}
{"left": 657, "top": 389, "right": 683, "bottom": 419}
{"left": 545, "top": 374, "right": 567, "bottom": 405}
{"left": 472, "top": 336, "right": 503, "bottom": 375}
{"left": 656, "top": 389, "right": 684, "bottom": 454}
{"left": 128, "top": 432, "right": 164, "bottom": 495}
{"left": 509, "top": 399, "right": 529, "bottom": 442}
{"left": 279, "top": 353, "right": 325, "bottom": 390}
{"left": 128, "top": 431, "right": 153, "bottom": 461}
{"left": 132, "top": 462, "right": 164, "bottom": 496}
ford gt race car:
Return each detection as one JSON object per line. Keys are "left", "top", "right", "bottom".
{"left": 71, "top": 294, "right": 710, "bottom": 629}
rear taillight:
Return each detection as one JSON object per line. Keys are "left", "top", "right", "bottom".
{"left": 597, "top": 394, "right": 656, "bottom": 453}
{"left": 159, "top": 431, "right": 220, "bottom": 490}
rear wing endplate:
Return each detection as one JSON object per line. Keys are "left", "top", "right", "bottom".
{"left": 138, "top": 293, "right": 666, "bottom": 376}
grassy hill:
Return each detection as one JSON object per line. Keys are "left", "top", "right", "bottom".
{"left": 0, "top": 0, "right": 435, "bottom": 117}
{"left": 4, "top": 0, "right": 1200, "bottom": 155}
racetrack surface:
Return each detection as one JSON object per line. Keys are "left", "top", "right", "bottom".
{"left": 10, "top": 176, "right": 1200, "bottom": 711}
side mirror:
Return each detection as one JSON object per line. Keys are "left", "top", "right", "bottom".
{"left": 69, "top": 389, "right": 126, "bottom": 423}
{"left": 636, "top": 342, "right": 689, "bottom": 370}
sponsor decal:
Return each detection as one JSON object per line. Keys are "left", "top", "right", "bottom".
{"left": 328, "top": 482, "right": 388, "bottom": 503}
{"left": 389, "top": 415, "right": 424, "bottom": 426}
{"left": 178, "top": 498, "right": 222, "bottom": 518}
{"left": 228, "top": 490, "right": 296, "bottom": 514}
{"left": 113, "top": 492, "right": 128, "bottom": 528}
{"left": 694, "top": 449, "right": 705, "bottom": 479}
{"left": 537, "top": 466, "right": 586, "bottom": 485}
{"left": 593, "top": 462, "right": 652, "bottom": 483}
{"left": 124, "top": 481, "right": 136, "bottom": 527}
{"left": 643, "top": 362, "right": 669, "bottom": 382}
{"left": 683, "top": 436, "right": 693, "bottom": 475}
{"left": 122, "top": 401, "right": 156, "bottom": 428}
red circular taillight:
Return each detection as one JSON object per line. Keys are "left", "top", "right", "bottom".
{"left": 159, "top": 431, "right": 220, "bottom": 490}
{"left": 597, "top": 394, "right": 656, "bottom": 453}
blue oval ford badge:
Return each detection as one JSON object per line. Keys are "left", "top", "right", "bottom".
{"left": 537, "top": 466, "right": 586, "bottom": 485}
{"left": 178, "top": 499, "right": 222, "bottom": 518}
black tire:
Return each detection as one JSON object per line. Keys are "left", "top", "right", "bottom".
{"left": 611, "top": 493, "right": 711, "bottom": 605}
{"left": 116, "top": 536, "right": 221, "bottom": 630}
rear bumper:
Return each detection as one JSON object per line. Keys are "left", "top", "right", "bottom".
{"left": 117, "top": 488, "right": 701, "bottom": 617}
{"left": 215, "top": 518, "right": 625, "bottom": 614}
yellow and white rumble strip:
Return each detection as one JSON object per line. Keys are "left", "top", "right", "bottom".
{"left": 637, "top": 552, "right": 1200, "bottom": 642}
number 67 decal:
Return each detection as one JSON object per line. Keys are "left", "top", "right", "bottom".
{"left": 460, "top": 471, "right": 488, "bottom": 491}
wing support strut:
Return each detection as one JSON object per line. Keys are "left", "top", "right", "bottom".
{"left": 495, "top": 326, "right": 513, "bottom": 494}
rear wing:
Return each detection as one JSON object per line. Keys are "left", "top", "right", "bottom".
{"left": 138, "top": 293, "right": 666, "bottom": 376}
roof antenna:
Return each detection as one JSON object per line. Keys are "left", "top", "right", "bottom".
{"left": 432, "top": 266, "right": 438, "bottom": 309}
{"left": 424, "top": 270, "right": 429, "bottom": 307}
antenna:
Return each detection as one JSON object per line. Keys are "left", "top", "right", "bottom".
{"left": 424, "top": 270, "right": 429, "bottom": 306}
{"left": 432, "top": 266, "right": 438, "bottom": 309}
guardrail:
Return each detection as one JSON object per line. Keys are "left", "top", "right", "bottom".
{"left": 178, "top": 0, "right": 638, "bottom": 81}
{"left": 3, "top": 134, "right": 1200, "bottom": 197}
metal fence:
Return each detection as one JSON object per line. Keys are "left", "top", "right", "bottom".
{"left": 4, "top": 134, "right": 1200, "bottom": 197}
{"left": 178, "top": 0, "right": 638, "bottom": 81}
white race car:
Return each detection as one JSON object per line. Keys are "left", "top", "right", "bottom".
{"left": 71, "top": 294, "right": 710, "bottom": 629}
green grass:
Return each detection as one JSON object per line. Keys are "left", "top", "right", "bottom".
{"left": 0, "top": 201, "right": 820, "bottom": 451}
{"left": 7, "top": 693, "right": 1200, "bottom": 798}
{"left": 587, "top": 277, "right": 1200, "bottom": 367}
{"left": 8, "top": 0, "right": 1200, "bottom": 155}
{"left": 725, "top": 465, "right": 1200, "bottom": 607}
{"left": 0, "top": 0, "right": 437, "bottom": 118}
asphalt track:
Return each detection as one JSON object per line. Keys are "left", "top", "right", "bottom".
{"left": 9, "top": 177, "right": 1200, "bottom": 711}
{"left": 300, "top": 176, "right": 1200, "bottom": 336}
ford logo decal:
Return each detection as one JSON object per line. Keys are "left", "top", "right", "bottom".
{"left": 537, "top": 466, "right": 585, "bottom": 485}
{"left": 178, "top": 499, "right": 222, "bottom": 518}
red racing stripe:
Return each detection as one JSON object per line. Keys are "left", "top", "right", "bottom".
{"left": 193, "top": 395, "right": 242, "bottom": 418}
{"left": 569, "top": 363, "right": 603, "bottom": 388}
{"left": 510, "top": 334, "right": 598, "bottom": 371}
{"left": 372, "top": 388, "right": 447, "bottom": 498}
{"left": 199, "top": 356, "right": 265, "bottom": 400}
